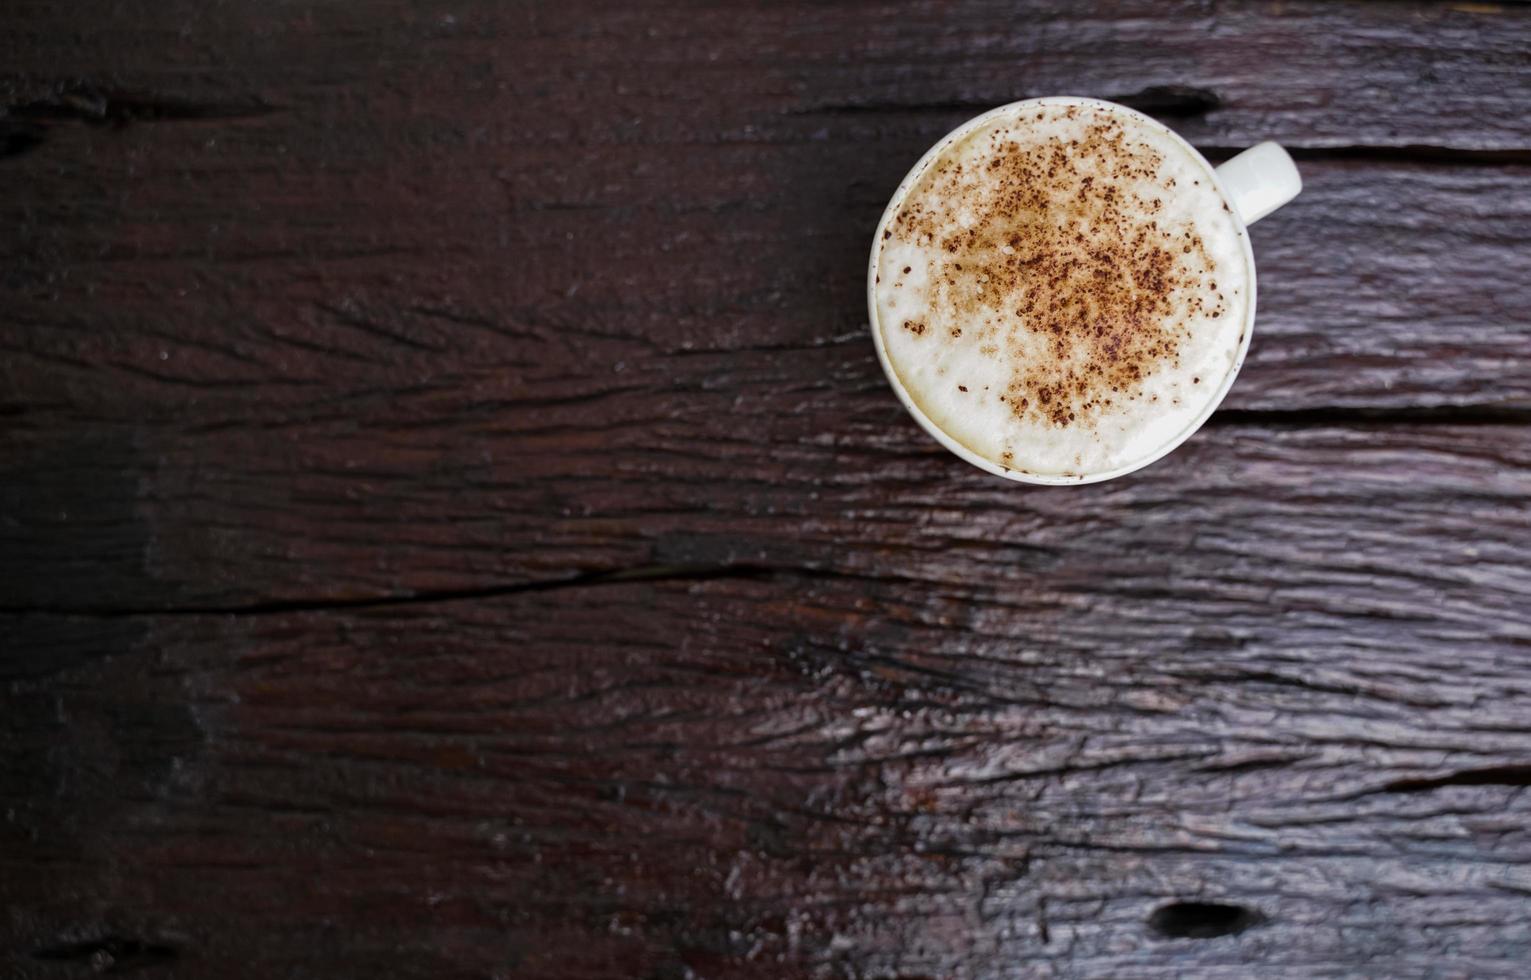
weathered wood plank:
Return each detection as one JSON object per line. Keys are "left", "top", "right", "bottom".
{"left": 9, "top": 420, "right": 1529, "bottom": 637}
{"left": 3, "top": 158, "right": 1529, "bottom": 609}
{"left": 4, "top": 314, "right": 1530, "bottom": 612}
{"left": 3, "top": 2, "right": 1529, "bottom": 427}
{"left": 7, "top": 151, "right": 1529, "bottom": 457}
{"left": 5, "top": 156, "right": 1529, "bottom": 419}
{"left": 4, "top": 1, "right": 1530, "bottom": 153}
{"left": 3, "top": 2, "right": 1529, "bottom": 613}
{"left": 5, "top": 495, "right": 1531, "bottom": 975}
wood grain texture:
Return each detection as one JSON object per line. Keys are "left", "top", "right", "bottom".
{"left": 4, "top": 0, "right": 1530, "bottom": 152}
{"left": 6, "top": 328, "right": 1531, "bottom": 614}
{"left": 4, "top": 153, "right": 1530, "bottom": 608}
{"left": 5, "top": 0, "right": 1531, "bottom": 977}
{"left": 3, "top": 2, "right": 1529, "bottom": 611}
{"left": 5, "top": 423, "right": 1531, "bottom": 976}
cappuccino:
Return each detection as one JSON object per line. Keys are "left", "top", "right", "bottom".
{"left": 872, "top": 99, "right": 1252, "bottom": 480}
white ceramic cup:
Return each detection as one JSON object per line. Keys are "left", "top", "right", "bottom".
{"left": 867, "top": 96, "right": 1302, "bottom": 484}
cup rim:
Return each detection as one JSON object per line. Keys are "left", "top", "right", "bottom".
{"left": 866, "top": 95, "right": 1259, "bottom": 486}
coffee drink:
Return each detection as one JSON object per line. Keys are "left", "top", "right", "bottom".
{"left": 872, "top": 99, "right": 1252, "bottom": 480}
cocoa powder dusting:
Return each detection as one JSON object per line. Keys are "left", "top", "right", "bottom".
{"left": 887, "top": 110, "right": 1224, "bottom": 429}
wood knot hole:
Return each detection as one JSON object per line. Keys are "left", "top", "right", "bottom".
{"left": 1147, "top": 901, "right": 1264, "bottom": 939}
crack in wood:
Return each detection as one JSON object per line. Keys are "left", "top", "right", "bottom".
{"left": 1207, "top": 406, "right": 1531, "bottom": 428}
{"left": 31, "top": 936, "right": 178, "bottom": 973}
{"left": 787, "top": 98, "right": 1008, "bottom": 115}
{"left": 1113, "top": 85, "right": 1223, "bottom": 117}
{"left": 1, "top": 81, "right": 280, "bottom": 159}
{"left": 792, "top": 85, "right": 1222, "bottom": 118}
{"left": 1379, "top": 764, "right": 1531, "bottom": 794}
{"left": 6, "top": 85, "right": 279, "bottom": 124}
{"left": 0, "top": 562, "right": 783, "bottom": 620}
{"left": 1198, "top": 144, "right": 1531, "bottom": 167}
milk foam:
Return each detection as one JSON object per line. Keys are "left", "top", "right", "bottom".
{"left": 874, "top": 101, "right": 1250, "bottom": 478}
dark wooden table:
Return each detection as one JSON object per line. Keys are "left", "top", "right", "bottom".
{"left": 4, "top": 1, "right": 1531, "bottom": 976}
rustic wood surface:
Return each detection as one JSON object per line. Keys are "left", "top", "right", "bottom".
{"left": 4, "top": 1, "right": 1531, "bottom": 976}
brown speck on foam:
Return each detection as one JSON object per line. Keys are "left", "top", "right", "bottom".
{"left": 958, "top": 385, "right": 968, "bottom": 392}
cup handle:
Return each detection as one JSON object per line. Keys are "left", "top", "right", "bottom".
{"left": 1214, "top": 142, "right": 1302, "bottom": 225}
